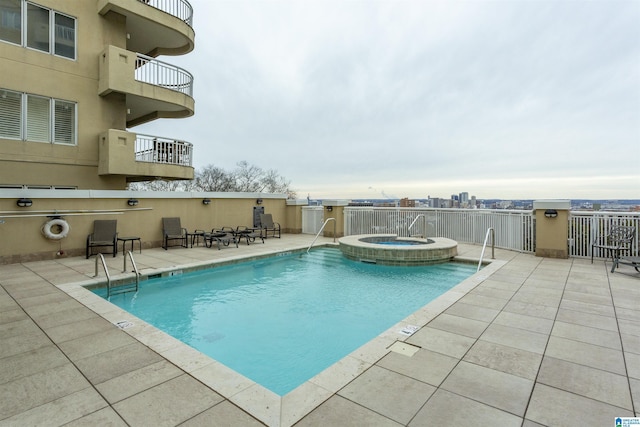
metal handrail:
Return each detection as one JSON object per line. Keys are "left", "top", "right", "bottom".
{"left": 477, "top": 227, "right": 495, "bottom": 272}
{"left": 123, "top": 251, "right": 141, "bottom": 291}
{"left": 141, "top": 0, "right": 194, "bottom": 26}
{"left": 307, "top": 218, "right": 336, "bottom": 254}
{"left": 408, "top": 214, "right": 426, "bottom": 237}
{"left": 134, "top": 53, "right": 194, "bottom": 97}
{"left": 94, "top": 253, "right": 112, "bottom": 297}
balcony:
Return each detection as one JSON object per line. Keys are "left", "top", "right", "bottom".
{"left": 98, "top": 0, "right": 194, "bottom": 56}
{"left": 99, "top": 46, "right": 194, "bottom": 127}
{"left": 99, "top": 129, "right": 194, "bottom": 181}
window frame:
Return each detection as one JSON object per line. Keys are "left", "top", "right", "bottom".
{"left": 0, "top": 0, "right": 76, "bottom": 60}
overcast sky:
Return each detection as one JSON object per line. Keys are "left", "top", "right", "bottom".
{"left": 137, "top": 0, "right": 639, "bottom": 200}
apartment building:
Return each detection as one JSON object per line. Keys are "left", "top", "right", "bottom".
{"left": 0, "top": 0, "right": 195, "bottom": 190}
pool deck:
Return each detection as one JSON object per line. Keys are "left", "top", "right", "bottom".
{"left": 1, "top": 234, "right": 638, "bottom": 426}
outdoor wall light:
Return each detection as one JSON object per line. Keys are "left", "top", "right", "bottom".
{"left": 256, "top": 198, "right": 263, "bottom": 205}
{"left": 544, "top": 209, "right": 558, "bottom": 218}
{"left": 326, "top": 206, "right": 333, "bottom": 212}
{"left": 202, "top": 198, "right": 211, "bottom": 205}
{"left": 16, "top": 198, "right": 33, "bottom": 208}
{"left": 127, "top": 198, "right": 139, "bottom": 207}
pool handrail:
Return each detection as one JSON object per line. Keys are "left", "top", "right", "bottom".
{"left": 94, "top": 253, "right": 112, "bottom": 297}
{"left": 307, "top": 218, "right": 336, "bottom": 253}
{"left": 477, "top": 227, "right": 495, "bottom": 271}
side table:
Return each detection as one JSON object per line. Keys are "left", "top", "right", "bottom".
{"left": 117, "top": 236, "right": 142, "bottom": 255}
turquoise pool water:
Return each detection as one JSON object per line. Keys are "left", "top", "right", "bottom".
{"left": 95, "top": 248, "right": 476, "bottom": 395}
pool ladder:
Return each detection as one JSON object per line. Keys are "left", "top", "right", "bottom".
{"left": 477, "top": 227, "right": 495, "bottom": 272}
{"left": 95, "top": 251, "right": 140, "bottom": 298}
{"left": 307, "top": 218, "right": 336, "bottom": 254}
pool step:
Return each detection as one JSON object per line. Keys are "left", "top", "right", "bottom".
{"left": 300, "top": 248, "right": 345, "bottom": 266}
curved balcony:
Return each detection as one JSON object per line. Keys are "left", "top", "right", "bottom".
{"left": 99, "top": 46, "right": 195, "bottom": 127}
{"left": 134, "top": 134, "right": 193, "bottom": 167}
{"left": 98, "top": 0, "right": 195, "bottom": 56}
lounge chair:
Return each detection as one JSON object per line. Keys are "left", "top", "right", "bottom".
{"left": 162, "top": 217, "right": 187, "bottom": 250}
{"left": 260, "top": 213, "right": 281, "bottom": 239}
{"left": 236, "top": 225, "right": 264, "bottom": 245}
{"left": 591, "top": 225, "right": 635, "bottom": 263}
{"left": 206, "top": 227, "right": 239, "bottom": 250}
{"left": 86, "top": 220, "right": 118, "bottom": 258}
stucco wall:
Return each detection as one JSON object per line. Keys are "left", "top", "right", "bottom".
{"left": 0, "top": 190, "right": 296, "bottom": 263}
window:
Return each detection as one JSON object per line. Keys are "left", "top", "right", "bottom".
{"left": 54, "top": 99, "right": 75, "bottom": 144}
{"left": 26, "top": 94, "right": 49, "bottom": 142}
{"left": 0, "top": 89, "right": 76, "bottom": 145}
{"left": 0, "top": 89, "right": 21, "bottom": 139}
{"left": 0, "top": 1, "right": 75, "bottom": 59}
{"left": 0, "top": 0, "right": 21, "bottom": 45}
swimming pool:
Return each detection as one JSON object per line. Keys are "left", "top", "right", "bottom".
{"left": 94, "top": 247, "right": 476, "bottom": 395}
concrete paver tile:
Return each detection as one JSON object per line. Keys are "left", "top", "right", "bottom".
{"left": 338, "top": 365, "right": 436, "bottom": 425}
{"left": 526, "top": 383, "right": 634, "bottom": 426}
{"left": 44, "top": 316, "right": 117, "bottom": 344}
{"left": 537, "top": 356, "right": 633, "bottom": 410}
{"left": 626, "top": 352, "right": 640, "bottom": 380}
{"left": 295, "top": 395, "right": 402, "bottom": 427}
{"left": 0, "top": 328, "right": 51, "bottom": 359}
{"left": 559, "top": 298, "right": 615, "bottom": 317}
{"left": 545, "top": 336, "right": 626, "bottom": 375}
{"left": 58, "top": 327, "right": 138, "bottom": 361}
{"left": 407, "top": 326, "right": 475, "bottom": 359}
{"left": 410, "top": 388, "right": 522, "bottom": 426}
{"left": 502, "top": 300, "right": 558, "bottom": 320}
{"left": 180, "top": 401, "right": 264, "bottom": 426}
{"left": 440, "top": 361, "right": 534, "bottom": 417}
{"left": 619, "top": 318, "right": 640, "bottom": 338}
{"left": 0, "top": 344, "right": 69, "bottom": 385}
{"left": 492, "top": 311, "right": 554, "bottom": 335}
{"left": 551, "top": 320, "right": 622, "bottom": 349}
{"left": 376, "top": 348, "right": 459, "bottom": 388}
{"left": 0, "top": 364, "right": 91, "bottom": 419}
{"left": 445, "top": 301, "right": 500, "bottom": 322}
{"left": 74, "top": 342, "right": 165, "bottom": 384}
{"left": 63, "top": 407, "right": 128, "bottom": 426}
{"left": 427, "top": 313, "right": 489, "bottom": 338}
{"left": 480, "top": 323, "right": 549, "bottom": 354}
{"left": 622, "top": 333, "right": 640, "bottom": 355}
{"left": 0, "top": 317, "right": 39, "bottom": 339}
{"left": 555, "top": 307, "right": 619, "bottom": 331}
{"left": 463, "top": 339, "right": 542, "bottom": 380}
{"left": 113, "top": 374, "right": 224, "bottom": 427}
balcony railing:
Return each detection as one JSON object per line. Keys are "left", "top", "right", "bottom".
{"left": 344, "top": 207, "right": 535, "bottom": 253}
{"left": 569, "top": 211, "right": 640, "bottom": 258}
{"left": 138, "top": 0, "right": 193, "bottom": 26}
{"left": 135, "top": 53, "right": 193, "bottom": 97}
{"left": 135, "top": 134, "right": 193, "bottom": 166}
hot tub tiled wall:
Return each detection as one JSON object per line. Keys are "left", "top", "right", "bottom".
{"left": 338, "top": 234, "right": 458, "bottom": 266}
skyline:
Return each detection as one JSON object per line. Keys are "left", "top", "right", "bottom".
{"left": 136, "top": 0, "right": 640, "bottom": 200}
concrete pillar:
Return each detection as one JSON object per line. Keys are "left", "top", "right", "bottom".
{"left": 533, "top": 200, "right": 571, "bottom": 258}
{"left": 321, "top": 200, "right": 348, "bottom": 238}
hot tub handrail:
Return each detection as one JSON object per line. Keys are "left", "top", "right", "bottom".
{"left": 408, "top": 214, "right": 426, "bottom": 237}
{"left": 477, "top": 227, "right": 495, "bottom": 272}
{"left": 307, "top": 218, "right": 336, "bottom": 253}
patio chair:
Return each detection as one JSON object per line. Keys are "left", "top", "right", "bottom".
{"left": 207, "top": 227, "right": 239, "bottom": 250}
{"left": 86, "top": 220, "right": 118, "bottom": 259}
{"left": 236, "top": 225, "right": 264, "bottom": 245}
{"left": 260, "top": 213, "right": 281, "bottom": 239}
{"left": 591, "top": 225, "right": 635, "bottom": 263}
{"left": 162, "top": 217, "right": 187, "bottom": 250}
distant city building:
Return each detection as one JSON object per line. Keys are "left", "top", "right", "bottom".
{"left": 399, "top": 198, "right": 416, "bottom": 207}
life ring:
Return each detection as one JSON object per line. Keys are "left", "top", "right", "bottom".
{"left": 42, "top": 218, "right": 70, "bottom": 240}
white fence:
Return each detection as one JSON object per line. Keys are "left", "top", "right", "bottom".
{"left": 569, "top": 211, "right": 640, "bottom": 258}
{"left": 302, "top": 206, "right": 324, "bottom": 235}
{"left": 343, "top": 207, "right": 535, "bottom": 253}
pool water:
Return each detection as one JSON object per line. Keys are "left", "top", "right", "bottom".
{"left": 95, "top": 248, "right": 476, "bottom": 395}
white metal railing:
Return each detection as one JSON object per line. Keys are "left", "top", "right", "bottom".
{"left": 478, "top": 227, "right": 496, "bottom": 271}
{"left": 139, "top": 0, "right": 194, "bottom": 26}
{"left": 134, "top": 134, "right": 193, "bottom": 166}
{"left": 307, "top": 218, "right": 336, "bottom": 253}
{"left": 135, "top": 53, "right": 193, "bottom": 97}
{"left": 344, "top": 207, "right": 535, "bottom": 253}
{"left": 569, "top": 211, "right": 640, "bottom": 258}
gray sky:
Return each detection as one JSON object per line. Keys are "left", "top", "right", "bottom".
{"left": 137, "top": 0, "right": 640, "bottom": 200}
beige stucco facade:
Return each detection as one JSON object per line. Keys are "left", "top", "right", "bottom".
{"left": 0, "top": 0, "right": 195, "bottom": 190}
{"left": 0, "top": 190, "right": 296, "bottom": 263}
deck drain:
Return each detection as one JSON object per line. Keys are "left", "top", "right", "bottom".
{"left": 388, "top": 341, "right": 421, "bottom": 357}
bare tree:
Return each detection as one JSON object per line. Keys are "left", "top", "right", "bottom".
{"left": 196, "top": 164, "right": 235, "bottom": 191}
{"left": 233, "top": 161, "right": 263, "bottom": 192}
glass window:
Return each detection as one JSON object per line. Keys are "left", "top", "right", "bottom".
{"left": 0, "top": 0, "right": 21, "bottom": 44}
{"left": 26, "top": 2, "right": 49, "bottom": 52}
{"left": 26, "top": 94, "right": 50, "bottom": 142}
{"left": 0, "top": 89, "right": 21, "bottom": 139}
{"left": 54, "top": 99, "right": 75, "bottom": 144}
{"left": 54, "top": 12, "right": 74, "bottom": 59}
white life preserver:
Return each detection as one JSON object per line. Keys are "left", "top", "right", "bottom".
{"left": 42, "top": 218, "right": 70, "bottom": 240}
